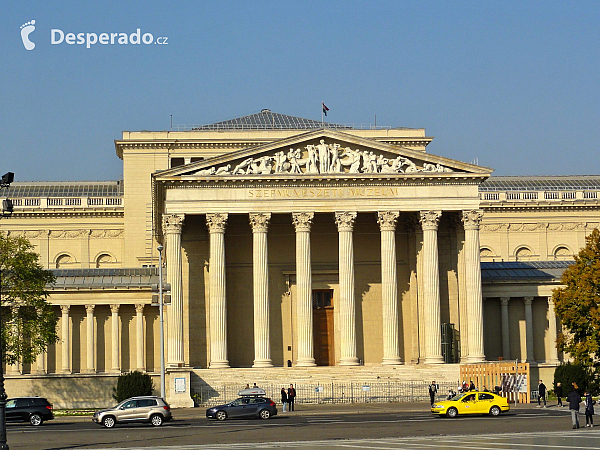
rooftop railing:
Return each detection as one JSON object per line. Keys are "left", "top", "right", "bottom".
{"left": 168, "top": 123, "right": 411, "bottom": 131}
{"left": 4, "top": 196, "right": 123, "bottom": 210}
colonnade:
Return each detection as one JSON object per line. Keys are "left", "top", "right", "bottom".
{"left": 497, "top": 296, "right": 560, "bottom": 364}
{"left": 161, "top": 209, "right": 486, "bottom": 368}
{"left": 12, "top": 303, "right": 148, "bottom": 376}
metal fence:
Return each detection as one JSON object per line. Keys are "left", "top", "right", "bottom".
{"left": 192, "top": 381, "right": 458, "bottom": 407}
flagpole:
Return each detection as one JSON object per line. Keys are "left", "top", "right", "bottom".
{"left": 321, "top": 102, "right": 324, "bottom": 125}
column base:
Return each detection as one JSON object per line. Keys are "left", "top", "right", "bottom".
{"left": 464, "top": 355, "right": 486, "bottom": 363}
{"left": 252, "top": 359, "right": 273, "bottom": 368}
{"left": 382, "top": 358, "right": 403, "bottom": 366}
{"left": 296, "top": 358, "right": 316, "bottom": 367}
{"left": 32, "top": 370, "right": 48, "bottom": 376}
{"left": 209, "top": 361, "right": 230, "bottom": 369}
{"left": 422, "top": 356, "right": 444, "bottom": 364}
{"left": 339, "top": 357, "right": 359, "bottom": 366}
{"left": 82, "top": 369, "right": 97, "bottom": 374}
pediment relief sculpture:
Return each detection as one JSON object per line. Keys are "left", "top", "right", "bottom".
{"left": 192, "top": 140, "right": 453, "bottom": 176}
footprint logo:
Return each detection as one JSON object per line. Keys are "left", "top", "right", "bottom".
{"left": 20, "top": 20, "right": 36, "bottom": 50}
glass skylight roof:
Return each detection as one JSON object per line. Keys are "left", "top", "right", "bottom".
{"left": 194, "top": 109, "right": 351, "bottom": 130}
{"left": 480, "top": 176, "right": 600, "bottom": 191}
{"left": 3, "top": 181, "right": 123, "bottom": 198}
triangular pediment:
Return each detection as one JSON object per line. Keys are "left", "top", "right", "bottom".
{"left": 156, "top": 129, "right": 491, "bottom": 179}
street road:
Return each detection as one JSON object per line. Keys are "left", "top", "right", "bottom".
{"left": 6, "top": 407, "right": 596, "bottom": 450}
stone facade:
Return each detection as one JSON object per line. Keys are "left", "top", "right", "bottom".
{"left": 1, "top": 111, "right": 599, "bottom": 407}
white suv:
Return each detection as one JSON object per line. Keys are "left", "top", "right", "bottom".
{"left": 92, "top": 396, "right": 172, "bottom": 428}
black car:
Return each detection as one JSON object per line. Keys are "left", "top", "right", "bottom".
{"left": 5, "top": 397, "right": 54, "bottom": 426}
{"left": 206, "top": 388, "right": 277, "bottom": 421}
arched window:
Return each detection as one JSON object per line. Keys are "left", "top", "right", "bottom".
{"left": 55, "top": 253, "right": 75, "bottom": 268}
{"left": 480, "top": 247, "right": 494, "bottom": 261}
{"left": 515, "top": 246, "right": 533, "bottom": 261}
{"left": 96, "top": 253, "right": 115, "bottom": 268}
{"left": 553, "top": 246, "right": 572, "bottom": 260}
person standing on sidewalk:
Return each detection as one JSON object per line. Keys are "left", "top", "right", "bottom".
{"left": 537, "top": 380, "right": 547, "bottom": 407}
{"left": 567, "top": 384, "right": 582, "bottom": 429}
{"left": 287, "top": 384, "right": 296, "bottom": 411}
{"left": 555, "top": 382, "right": 563, "bottom": 407}
{"left": 584, "top": 391, "right": 594, "bottom": 427}
{"left": 280, "top": 387, "right": 288, "bottom": 413}
{"left": 428, "top": 381, "right": 438, "bottom": 406}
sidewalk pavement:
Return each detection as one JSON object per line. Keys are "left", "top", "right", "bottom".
{"left": 54, "top": 401, "right": 548, "bottom": 423}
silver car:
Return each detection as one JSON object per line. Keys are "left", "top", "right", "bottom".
{"left": 92, "top": 396, "right": 172, "bottom": 428}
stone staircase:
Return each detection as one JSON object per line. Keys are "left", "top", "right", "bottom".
{"left": 190, "top": 364, "right": 460, "bottom": 406}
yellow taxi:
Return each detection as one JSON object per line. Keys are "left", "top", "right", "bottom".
{"left": 431, "top": 391, "right": 510, "bottom": 418}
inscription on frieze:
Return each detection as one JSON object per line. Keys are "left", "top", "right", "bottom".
{"left": 247, "top": 186, "right": 404, "bottom": 199}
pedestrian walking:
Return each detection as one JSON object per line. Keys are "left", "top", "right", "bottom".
{"left": 584, "top": 391, "right": 595, "bottom": 427}
{"left": 567, "top": 384, "right": 582, "bottom": 429}
{"left": 555, "top": 382, "right": 563, "bottom": 407}
{"left": 287, "top": 384, "right": 296, "bottom": 411}
{"left": 428, "top": 381, "right": 438, "bottom": 406}
{"left": 537, "top": 380, "right": 547, "bottom": 407}
{"left": 469, "top": 380, "right": 476, "bottom": 391}
{"left": 280, "top": 387, "right": 288, "bottom": 412}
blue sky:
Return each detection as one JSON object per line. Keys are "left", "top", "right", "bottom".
{"left": 2, "top": 0, "right": 599, "bottom": 181}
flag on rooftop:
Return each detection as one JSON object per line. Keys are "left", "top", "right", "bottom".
{"left": 322, "top": 102, "right": 329, "bottom": 116}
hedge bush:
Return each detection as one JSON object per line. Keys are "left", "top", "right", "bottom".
{"left": 112, "top": 371, "right": 154, "bottom": 402}
{"left": 553, "top": 362, "right": 589, "bottom": 395}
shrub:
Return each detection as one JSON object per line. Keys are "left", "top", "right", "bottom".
{"left": 554, "top": 362, "right": 589, "bottom": 395}
{"left": 112, "top": 371, "right": 154, "bottom": 402}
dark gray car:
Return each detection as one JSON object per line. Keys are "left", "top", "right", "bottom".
{"left": 206, "top": 396, "right": 277, "bottom": 421}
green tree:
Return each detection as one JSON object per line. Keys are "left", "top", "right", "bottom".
{"left": 113, "top": 371, "right": 154, "bottom": 402}
{"left": 553, "top": 228, "right": 600, "bottom": 368}
{"left": 0, "top": 232, "right": 58, "bottom": 364}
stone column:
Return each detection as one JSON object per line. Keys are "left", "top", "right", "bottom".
{"left": 163, "top": 214, "right": 185, "bottom": 367}
{"left": 110, "top": 304, "right": 120, "bottom": 373}
{"left": 378, "top": 211, "right": 402, "bottom": 365}
{"left": 524, "top": 297, "right": 535, "bottom": 363}
{"left": 207, "top": 213, "right": 230, "bottom": 368}
{"left": 8, "top": 307, "right": 21, "bottom": 375}
{"left": 34, "top": 351, "right": 47, "bottom": 375}
{"left": 250, "top": 213, "right": 273, "bottom": 368}
{"left": 61, "top": 305, "right": 72, "bottom": 374}
{"left": 420, "top": 211, "right": 444, "bottom": 364}
{"left": 547, "top": 297, "right": 560, "bottom": 363}
{"left": 292, "top": 212, "right": 316, "bottom": 367}
{"left": 85, "top": 304, "right": 96, "bottom": 373}
{"left": 135, "top": 304, "right": 145, "bottom": 371}
{"left": 335, "top": 211, "right": 359, "bottom": 366}
{"left": 462, "top": 210, "right": 485, "bottom": 362}
{"left": 500, "top": 297, "right": 511, "bottom": 361}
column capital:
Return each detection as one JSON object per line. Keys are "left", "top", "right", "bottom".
{"left": 135, "top": 304, "right": 145, "bottom": 313}
{"left": 419, "top": 210, "right": 442, "bottom": 231}
{"left": 110, "top": 304, "right": 120, "bottom": 313}
{"left": 524, "top": 296, "right": 534, "bottom": 306}
{"left": 85, "top": 304, "right": 95, "bottom": 314}
{"left": 500, "top": 297, "right": 510, "bottom": 306}
{"left": 206, "top": 213, "right": 228, "bottom": 233}
{"left": 292, "top": 212, "right": 314, "bottom": 232}
{"left": 377, "top": 211, "right": 400, "bottom": 231}
{"left": 249, "top": 212, "right": 271, "bottom": 233}
{"left": 462, "top": 209, "right": 484, "bottom": 230}
{"left": 162, "top": 214, "right": 185, "bottom": 234}
{"left": 60, "top": 305, "right": 70, "bottom": 314}
{"left": 335, "top": 211, "right": 357, "bottom": 232}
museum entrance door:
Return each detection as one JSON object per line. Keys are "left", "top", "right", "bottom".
{"left": 312, "top": 289, "right": 335, "bottom": 366}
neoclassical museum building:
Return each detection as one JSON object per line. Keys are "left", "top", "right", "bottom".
{"left": 2, "top": 110, "right": 599, "bottom": 407}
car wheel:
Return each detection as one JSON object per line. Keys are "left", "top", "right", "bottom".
{"left": 29, "top": 414, "right": 43, "bottom": 426}
{"left": 102, "top": 416, "right": 116, "bottom": 428}
{"left": 489, "top": 406, "right": 501, "bottom": 417}
{"left": 446, "top": 407, "right": 458, "bottom": 418}
{"left": 215, "top": 411, "right": 227, "bottom": 421}
{"left": 259, "top": 409, "right": 271, "bottom": 420}
{"left": 150, "top": 414, "right": 163, "bottom": 427}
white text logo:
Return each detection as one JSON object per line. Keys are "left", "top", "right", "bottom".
{"left": 51, "top": 28, "right": 168, "bottom": 48}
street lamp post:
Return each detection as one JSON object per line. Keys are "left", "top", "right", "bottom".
{"left": 157, "top": 244, "right": 166, "bottom": 400}
{"left": 0, "top": 171, "right": 15, "bottom": 450}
